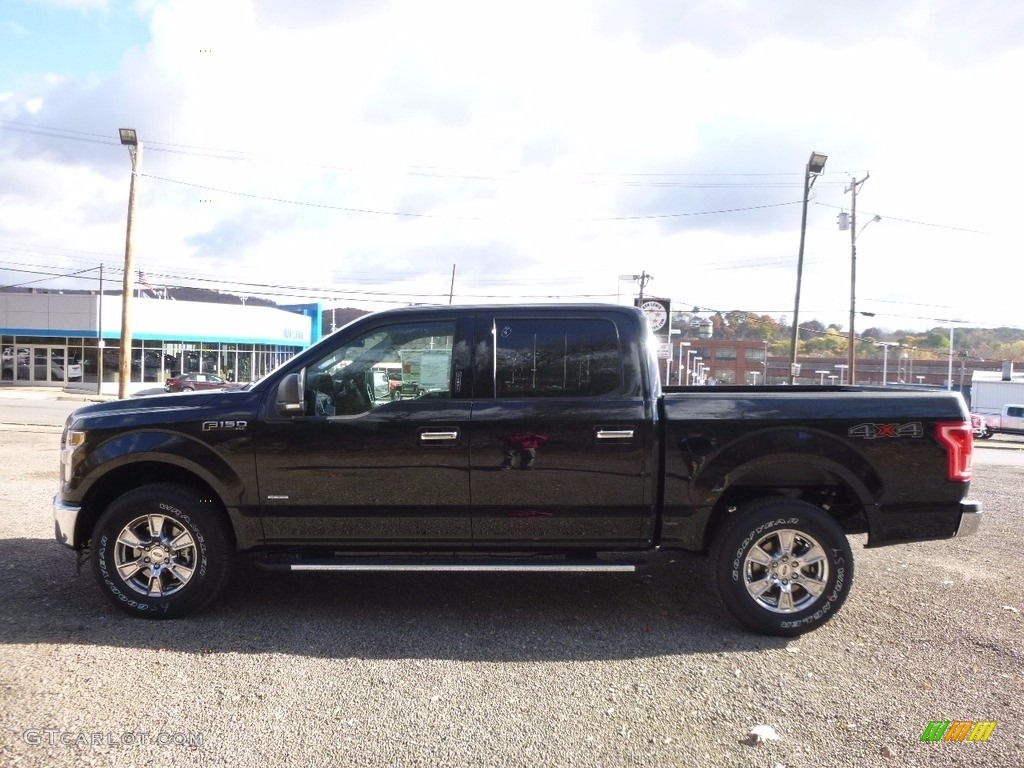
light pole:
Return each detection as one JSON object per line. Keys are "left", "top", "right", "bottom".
{"left": 789, "top": 151, "right": 828, "bottom": 384}
{"left": 617, "top": 274, "right": 640, "bottom": 304}
{"left": 835, "top": 364, "right": 849, "bottom": 386}
{"left": 938, "top": 320, "right": 966, "bottom": 390}
{"left": 117, "top": 128, "right": 142, "bottom": 400}
{"left": 677, "top": 341, "right": 692, "bottom": 385}
{"left": 876, "top": 342, "right": 898, "bottom": 385}
{"left": 815, "top": 369, "right": 829, "bottom": 384}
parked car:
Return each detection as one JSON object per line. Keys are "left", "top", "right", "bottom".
{"left": 164, "top": 372, "right": 235, "bottom": 392}
{"left": 970, "top": 413, "right": 991, "bottom": 439}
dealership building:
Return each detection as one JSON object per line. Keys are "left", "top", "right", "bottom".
{"left": 1, "top": 291, "right": 320, "bottom": 393}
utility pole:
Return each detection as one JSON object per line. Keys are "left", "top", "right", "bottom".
{"left": 635, "top": 271, "right": 653, "bottom": 302}
{"left": 96, "top": 264, "right": 104, "bottom": 395}
{"left": 117, "top": 129, "right": 142, "bottom": 400}
{"left": 845, "top": 173, "right": 869, "bottom": 384}
{"left": 449, "top": 264, "right": 456, "bottom": 304}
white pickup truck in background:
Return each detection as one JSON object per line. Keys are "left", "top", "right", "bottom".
{"left": 974, "top": 404, "right": 1024, "bottom": 438}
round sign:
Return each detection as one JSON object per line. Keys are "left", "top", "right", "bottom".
{"left": 640, "top": 300, "right": 668, "bottom": 332}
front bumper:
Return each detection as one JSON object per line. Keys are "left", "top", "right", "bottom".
{"left": 53, "top": 495, "right": 81, "bottom": 549}
{"left": 954, "top": 499, "right": 983, "bottom": 537}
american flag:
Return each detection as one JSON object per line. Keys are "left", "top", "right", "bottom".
{"left": 138, "top": 271, "right": 156, "bottom": 298}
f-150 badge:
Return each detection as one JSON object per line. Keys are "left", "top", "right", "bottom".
{"left": 202, "top": 420, "right": 248, "bottom": 431}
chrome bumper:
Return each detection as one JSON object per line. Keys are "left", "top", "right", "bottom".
{"left": 955, "top": 500, "right": 982, "bottom": 538}
{"left": 53, "top": 494, "right": 81, "bottom": 549}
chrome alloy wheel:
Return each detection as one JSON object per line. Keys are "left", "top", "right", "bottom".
{"left": 742, "top": 528, "right": 830, "bottom": 613}
{"left": 113, "top": 514, "right": 198, "bottom": 597}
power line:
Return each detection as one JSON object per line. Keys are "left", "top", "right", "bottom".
{"left": 144, "top": 173, "right": 804, "bottom": 221}
{"left": 0, "top": 119, "right": 853, "bottom": 188}
{"left": 812, "top": 201, "right": 989, "bottom": 234}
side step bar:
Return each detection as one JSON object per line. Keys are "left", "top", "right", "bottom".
{"left": 251, "top": 558, "right": 638, "bottom": 573}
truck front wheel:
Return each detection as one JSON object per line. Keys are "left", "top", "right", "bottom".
{"left": 91, "top": 484, "right": 232, "bottom": 619}
{"left": 713, "top": 498, "right": 853, "bottom": 636}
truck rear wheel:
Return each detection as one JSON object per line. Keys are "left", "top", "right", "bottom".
{"left": 91, "top": 484, "right": 232, "bottom": 619}
{"left": 713, "top": 498, "right": 853, "bottom": 636}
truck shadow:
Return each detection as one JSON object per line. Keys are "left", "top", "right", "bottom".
{"left": 0, "top": 538, "right": 791, "bottom": 660}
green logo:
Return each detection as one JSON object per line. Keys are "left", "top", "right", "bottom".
{"left": 921, "top": 721, "right": 996, "bottom": 742}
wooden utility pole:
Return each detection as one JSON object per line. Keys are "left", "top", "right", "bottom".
{"left": 96, "top": 264, "right": 104, "bottom": 395}
{"left": 118, "top": 135, "right": 142, "bottom": 399}
{"left": 846, "top": 173, "right": 869, "bottom": 385}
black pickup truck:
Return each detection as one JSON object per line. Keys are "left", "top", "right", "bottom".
{"left": 54, "top": 304, "right": 981, "bottom": 635}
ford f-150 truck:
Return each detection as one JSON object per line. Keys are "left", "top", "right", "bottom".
{"left": 973, "top": 404, "right": 1024, "bottom": 438}
{"left": 54, "top": 304, "right": 981, "bottom": 635}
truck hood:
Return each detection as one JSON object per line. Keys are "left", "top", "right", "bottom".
{"left": 66, "top": 389, "right": 260, "bottom": 431}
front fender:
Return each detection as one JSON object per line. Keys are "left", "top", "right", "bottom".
{"left": 68, "top": 429, "right": 248, "bottom": 506}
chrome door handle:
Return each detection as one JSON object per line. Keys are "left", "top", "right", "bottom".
{"left": 596, "top": 429, "right": 634, "bottom": 440}
{"left": 420, "top": 430, "right": 459, "bottom": 442}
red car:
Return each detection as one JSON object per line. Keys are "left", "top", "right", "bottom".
{"left": 164, "top": 372, "right": 235, "bottom": 392}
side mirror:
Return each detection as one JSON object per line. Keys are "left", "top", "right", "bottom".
{"left": 275, "top": 373, "right": 304, "bottom": 416}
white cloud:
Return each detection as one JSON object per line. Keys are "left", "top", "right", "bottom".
{"left": 1, "top": 0, "right": 1021, "bottom": 330}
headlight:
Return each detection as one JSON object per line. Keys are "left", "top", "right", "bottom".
{"left": 60, "top": 429, "right": 86, "bottom": 483}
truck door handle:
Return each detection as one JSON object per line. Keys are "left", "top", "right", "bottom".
{"left": 596, "top": 429, "right": 634, "bottom": 440}
{"left": 420, "top": 430, "right": 459, "bottom": 442}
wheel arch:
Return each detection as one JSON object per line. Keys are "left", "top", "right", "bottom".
{"left": 693, "top": 434, "right": 882, "bottom": 551}
{"left": 75, "top": 460, "right": 236, "bottom": 552}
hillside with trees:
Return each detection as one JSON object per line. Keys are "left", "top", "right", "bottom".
{"left": 672, "top": 310, "right": 1024, "bottom": 363}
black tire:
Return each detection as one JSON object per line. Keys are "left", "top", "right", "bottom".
{"left": 181, "top": 386, "right": 193, "bottom": 392}
{"left": 713, "top": 498, "right": 853, "bottom": 636}
{"left": 91, "top": 484, "right": 232, "bottom": 619}
{"left": 980, "top": 429, "right": 993, "bottom": 440}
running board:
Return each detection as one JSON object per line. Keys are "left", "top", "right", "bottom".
{"left": 251, "top": 558, "right": 638, "bottom": 573}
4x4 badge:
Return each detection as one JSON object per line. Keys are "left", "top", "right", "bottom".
{"left": 848, "top": 422, "right": 923, "bottom": 439}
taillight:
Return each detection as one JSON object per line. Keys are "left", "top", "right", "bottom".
{"left": 936, "top": 422, "right": 973, "bottom": 481}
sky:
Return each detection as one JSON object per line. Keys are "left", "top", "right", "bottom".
{"left": 1, "top": 0, "right": 1022, "bottom": 332}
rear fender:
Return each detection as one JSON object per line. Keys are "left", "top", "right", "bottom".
{"left": 661, "top": 427, "right": 881, "bottom": 550}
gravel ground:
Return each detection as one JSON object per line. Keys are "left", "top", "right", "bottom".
{"left": 0, "top": 426, "right": 1021, "bottom": 768}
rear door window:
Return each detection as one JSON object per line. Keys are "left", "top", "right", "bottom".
{"left": 493, "top": 318, "right": 621, "bottom": 398}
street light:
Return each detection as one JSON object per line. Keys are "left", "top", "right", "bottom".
{"left": 815, "top": 369, "right": 829, "bottom": 384}
{"left": 617, "top": 274, "right": 640, "bottom": 303}
{"left": 118, "top": 127, "right": 142, "bottom": 399}
{"left": 835, "top": 364, "right": 849, "bottom": 386}
{"left": 677, "top": 342, "right": 692, "bottom": 385}
{"left": 902, "top": 346, "right": 916, "bottom": 384}
{"left": 876, "top": 342, "right": 898, "bottom": 385}
{"left": 789, "top": 151, "right": 828, "bottom": 384}
{"left": 932, "top": 319, "right": 968, "bottom": 390}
